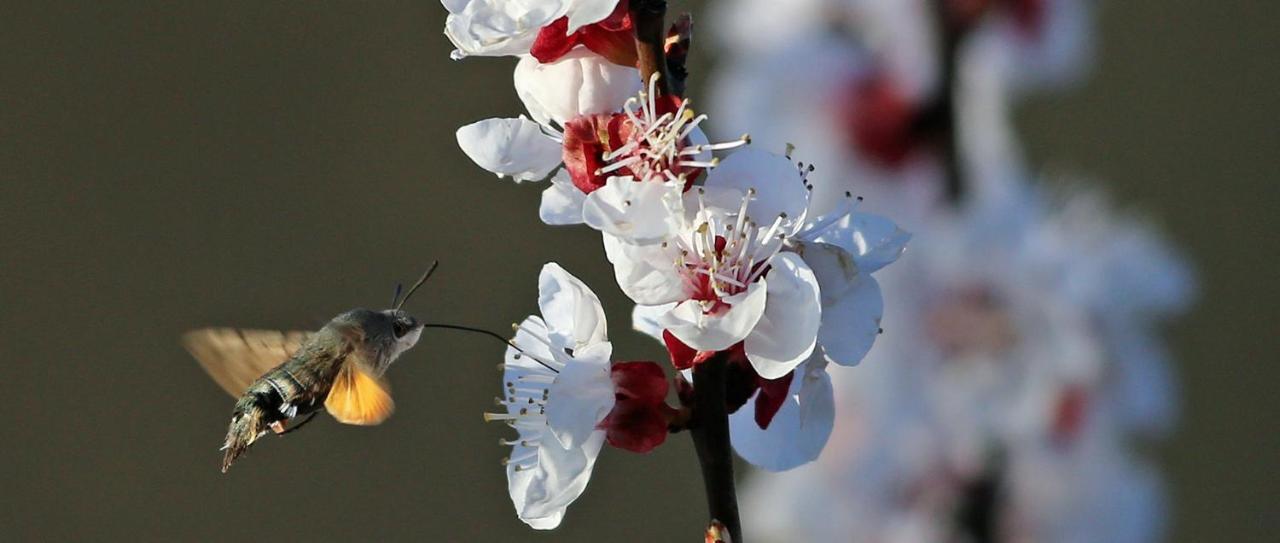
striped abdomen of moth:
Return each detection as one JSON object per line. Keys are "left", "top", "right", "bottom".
{"left": 220, "top": 345, "right": 348, "bottom": 472}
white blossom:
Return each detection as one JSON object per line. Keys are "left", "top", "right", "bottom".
{"left": 739, "top": 184, "right": 1189, "bottom": 541}
{"left": 514, "top": 49, "right": 642, "bottom": 127}
{"left": 488, "top": 263, "right": 615, "bottom": 529}
{"left": 443, "top": 0, "right": 621, "bottom": 60}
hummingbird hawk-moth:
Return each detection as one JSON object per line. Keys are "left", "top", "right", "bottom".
{"left": 183, "top": 264, "right": 436, "bottom": 472}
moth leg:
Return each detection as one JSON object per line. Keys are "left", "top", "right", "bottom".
{"left": 278, "top": 412, "right": 319, "bottom": 436}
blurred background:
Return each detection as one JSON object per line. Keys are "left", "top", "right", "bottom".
{"left": 0, "top": 1, "right": 1274, "bottom": 541}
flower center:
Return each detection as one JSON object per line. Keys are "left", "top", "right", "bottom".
{"left": 596, "top": 74, "right": 748, "bottom": 184}
{"left": 665, "top": 188, "right": 788, "bottom": 311}
{"left": 484, "top": 322, "right": 568, "bottom": 471}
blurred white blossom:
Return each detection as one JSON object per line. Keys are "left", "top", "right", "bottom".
{"left": 737, "top": 184, "right": 1190, "bottom": 541}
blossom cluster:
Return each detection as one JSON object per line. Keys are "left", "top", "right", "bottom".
{"left": 707, "top": 0, "right": 1194, "bottom": 541}
{"left": 443, "top": 0, "right": 909, "bottom": 530}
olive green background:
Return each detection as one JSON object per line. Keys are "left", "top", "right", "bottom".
{"left": 0, "top": 1, "right": 1274, "bottom": 541}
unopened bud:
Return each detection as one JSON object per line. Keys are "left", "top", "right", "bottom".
{"left": 705, "top": 520, "right": 732, "bottom": 543}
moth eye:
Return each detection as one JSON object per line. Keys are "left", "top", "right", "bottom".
{"left": 393, "top": 321, "right": 409, "bottom": 338}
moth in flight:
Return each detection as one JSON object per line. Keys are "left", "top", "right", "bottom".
{"left": 183, "top": 264, "right": 436, "bottom": 472}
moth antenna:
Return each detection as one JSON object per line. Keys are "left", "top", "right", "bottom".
{"left": 395, "top": 260, "right": 439, "bottom": 310}
{"left": 391, "top": 283, "right": 404, "bottom": 309}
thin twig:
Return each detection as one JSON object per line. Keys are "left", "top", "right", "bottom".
{"left": 630, "top": 0, "right": 671, "bottom": 96}
{"left": 689, "top": 353, "right": 743, "bottom": 542}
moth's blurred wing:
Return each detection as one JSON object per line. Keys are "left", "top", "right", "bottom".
{"left": 325, "top": 358, "right": 395, "bottom": 426}
{"left": 182, "top": 328, "right": 310, "bottom": 396}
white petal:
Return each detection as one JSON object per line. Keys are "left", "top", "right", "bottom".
{"left": 582, "top": 177, "right": 681, "bottom": 244}
{"left": 632, "top": 302, "right": 675, "bottom": 342}
{"left": 602, "top": 234, "right": 687, "bottom": 305}
{"left": 818, "top": 274, "right": 883, "bottom": 367}
{"left": 744, "top": 252, "right": 821, "bottom": 379}
{"left": 792, "top": 240, "right": 884, "bottom": 366}
{"left": 444, "top": 0, "right": 563, "bottom": 59}
{"left": 515, "top": 49, "right": 642, "bottom": 126}
{"left": 661, "top": 281, "right": 768, "bottom": 352}
{"left": 539, "top": 170, "right": 587, "bottom": 225}
{"left": 792, "top": 240, "right": 858, "bottom": 302}
{"left": 704, "top": 148, "right": 809, "bottom": 234}
{"left": 729, "top": 356, "right": 834, "bottom": 471}
{"left": 545, "top": 343, "right": 615, "bottom": 449}
{"left": 506, "top": 316, "right": 557, "bottom": 379}
{"left": 520, "top": 514, "right": 563, "bottom": 531}
{"left": 509, "top": 430, "right": 606, "bottom": 529}
{"left": 456, "top": 117, "right": 562, "bottom": 182}
{"left": 683, "top": 183, "right": 748, "bottom": 222}
{"left": 538, "top": 263, "right": 608, "bottom": 351}
{"left": 815, "top": 212, "right": 911, "bottom": 274}
{"left": 564, "top": 0, "right": 619, "bottom": 33}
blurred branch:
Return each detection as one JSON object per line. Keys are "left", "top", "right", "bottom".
{"left": 922, "top": 0, "right": 967, "bottom": 204}
{"left": 954, "top": 450, "right": 1005, "bottom": 543}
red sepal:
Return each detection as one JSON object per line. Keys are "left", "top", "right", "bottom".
{"left": 530, "top": 17, "right": 577, "bottom": 63}
{"left": 601, "top": 402, "right": 669, "bottom": 453}
{"left": 663, "top": 330, "right": 720, "bottom": 370}
{"left": 612, "top": 360, "right": 668, "bottom": 402}
{"left": 561, "top": 114, "right": 612, "bottom": 194}
{"left": 530, "top": 1, "right": 638, "bottom": 67}
{"left": 664, "top": 340, "right": 796, "bottom": 430}
{"left": 721, "top": 346, "right": 757, "bottom": 414}
{"left": 753, "top": 371, "right": 794, "bottom": 429}
{"left": 600, "top": 361, "right": 671, "bottom": 453}
{"left": 718, "top": 345, "right": 794, "bottom": 428}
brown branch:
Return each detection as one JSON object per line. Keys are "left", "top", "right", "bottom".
{"left": 630, "top": 0, "right": 671, "bottom": 96}
{"left": 689, "top": 353, "right": 743, "bottom": 543}
{"left": 631, "top": 2, "right": 736, "bottom": 539}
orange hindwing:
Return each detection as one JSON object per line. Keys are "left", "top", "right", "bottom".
{"left": 324, "top": 360, "right": 395, "bottom": 426}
